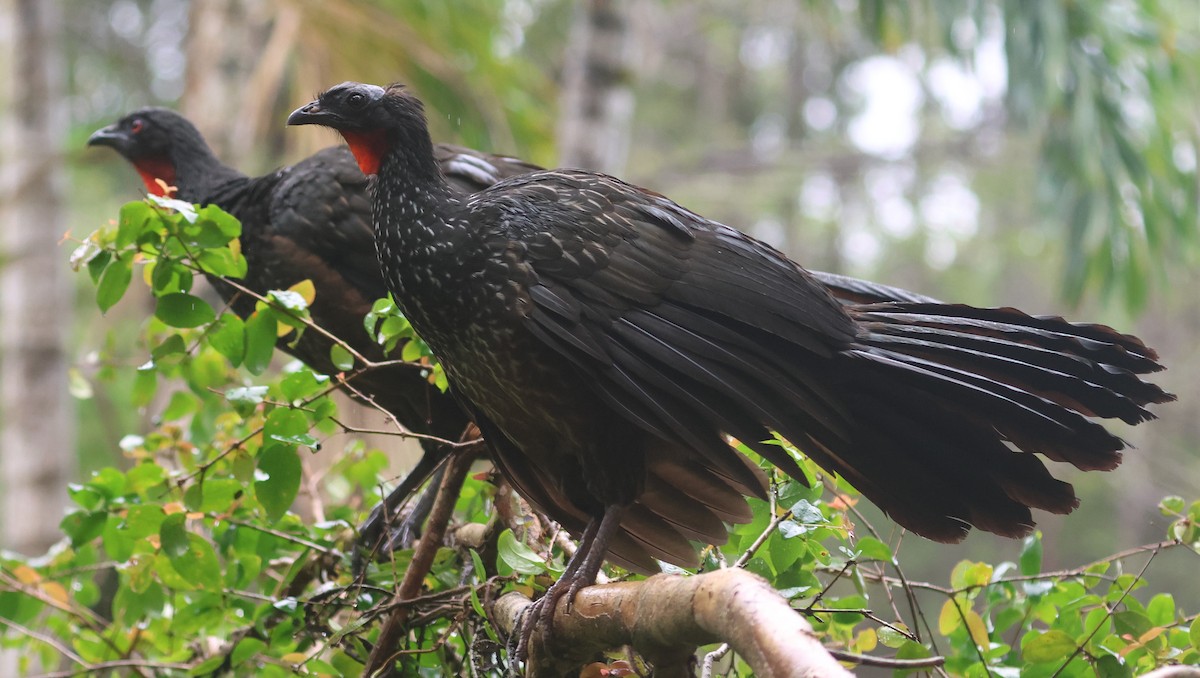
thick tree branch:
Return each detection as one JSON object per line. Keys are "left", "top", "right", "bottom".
{"left": 493, "top": 568, "right": 852, "bottom": 678}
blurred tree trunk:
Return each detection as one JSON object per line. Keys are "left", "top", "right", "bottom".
{"left": 556, "top": 0, "right": 634, "bottom": 173}
{"left": 182, "top": 0, "right": 270, "bottom": 163}
{"left": 1, "top": 0, "right": 73, "bottom": 670}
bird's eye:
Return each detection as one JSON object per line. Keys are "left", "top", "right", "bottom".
{"left": 347, "top": 92, "right": 366, "bottom": 108}
{"left": 130, "top": 119, "right": 145, "bottom": 134}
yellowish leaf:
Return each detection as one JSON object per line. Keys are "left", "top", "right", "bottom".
{"left": 938, "top": 599, "right": 962, "bottom": 635}
{"left": 288, "top": 279, "right": 316, "bottom": 306}
{"left": 1138, "top": 626, "right": 1166, "bottom": 644}
{"left": 965, "top": 610, "right": 990, "bottom": 646}
{"left": 854, "top": 628, "right": 878, "bottom": 653}
{"left": 12, "top": 564, "right": 40, "bottom": 585}
{"left": 40, "top": 581, "right": 70, "bottom": 606}
{"left": 163, "top": 502, "right": 185, "bottom": 515}
{"left": 281, "top": 652, "right": 309, "bottom": 665}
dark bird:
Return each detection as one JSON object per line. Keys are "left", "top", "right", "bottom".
{"left": 288, "top": 82, "right": 1174, "bottom": 632}
{"left": 87, "top": 108, "right": 541, "bottom": 551}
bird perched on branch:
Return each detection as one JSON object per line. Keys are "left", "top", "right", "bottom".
{"left": 87, "top": 108, "right": 541, "bottom": 551}
{"left": 289, "top": 82, "right": 1174, "bottom": 639}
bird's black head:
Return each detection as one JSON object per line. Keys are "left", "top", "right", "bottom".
{"left": 288, "top": 82, "right": 431, "bottom": 177}
{"left": 87, "top": 108, "right": 214, "bottom": 196}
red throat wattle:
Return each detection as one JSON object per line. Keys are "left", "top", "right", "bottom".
{"left": 133, "top": 157, "right": 177, "bottom": 196}
{"left": 340, "top": 130, "right": 388, "bottom": 176}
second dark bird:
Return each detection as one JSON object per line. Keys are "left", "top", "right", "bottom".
{"left": 87, "top": 108, "right": 540, "bottom": 551}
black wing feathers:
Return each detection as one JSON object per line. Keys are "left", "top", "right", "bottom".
{"left": 469, "top": 169, "right": 1171, "bottom": 545}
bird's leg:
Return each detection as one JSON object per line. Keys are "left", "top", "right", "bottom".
{"left": 514, "top": 504, "right": 625, "bottom": 662}
{"left": 352, "top": 446, "right": 450, "bottom": 576}
{"left": 562, "top": 504, "right": 624, "bottom": 610}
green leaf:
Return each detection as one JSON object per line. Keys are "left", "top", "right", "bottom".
{"left": 1022, "top": 629, "right": 1077, "bottom": 663}
{"left": 196, "top": 204, "right": 242, "bottom": 239}
{"left": 768, "top": 530, "right": 807, "bottom": 572}
{"left": 265, "top": 408, "right": 314, "bottom": 447}
{"left": 60, "top": 510, "right": 106, "bottom": 546}
{"left": 126, "top": 463, "right": 165, "bottom": 495}
{"left": 788, "top": 499, "right": 824, "bottom": 525}
{"left": 855, "top": 536, "right": 893, "bottom": 562}
{"left": 185, "top": 478, "right": 242, "bottom": 513}
{"left": 169, "top": 534, "right": 222, "bottom": 591}
{"left": 102, "top": 514, "right": 135, "bottom": 562}
{"left": 189, "top": 655, "right": 227, "bottom": 676}
{"left": 894, "top": 640, "right": 931, "bottom": 661}
{"left": 950, "top": 560, "right": 993, "bottom": 590}
{"left": 87, "top": 467, "right": 128, "bottom": 498}
{"left": 497, "top": 529, "right": 546, "bottom": 576}
{"left": 1190, "top": 615, "right": 1200, "bottom": 650}
{"left": 878, "top": 624, "right": 912, "bottom": 648}
{"left": 155, "top": 293, "right": 216, "bottom": 328}
{"left": 124, "top": 504, "right": 165, "bottom": 539}
{"left": 162, "top": 390, "right": 199, "bottom": 420}
{"left": 131, "top": 364, "right": 157, "bottom": 407}
{"left": 1094, "top": 654, "right": 1132, "bottom": 678}
{"left": 151, "top": 334, "right": 187, "bottom": 360}
{"left": 196, "top": 246, "right": 247, "bottom": 279}
{"left": 209, "top": 314, "right": 246, "bottom": 365}
{"left": 150, "top": 257, "right": 192, "bottom": 295}
{"left": 255, "top": 444, "right": 301, "bottom": 522}
{"left": 95, "top": 251, "right": 134, "bottom": 312}
{"left": 231, "top": 637, "right": 266, "bottom": 666}
{"left": 401, "top": 339, "right": 423, "bottom": 361}
{"left": 1020, "top": 533, "right": 1043, "bottom": 575}
{"left": 280, "top": 369, "right": 329, "bottom": 402}
{"left": 330, "top": 343, "right": 354, "bottom": 371}
{"left": 1146, "top": 593, "right": 1175, "bottom": 626}
{"left": 1159, "top": 495, "right": 1185, "bottom": 515}
{"left": 244, "top": 309, "right": 278, "bottom": 375}
{"left": 116, "top": 201, "right": 154, "bottom": 248}
{"left": 85, "top": 248, "right": 111, "bottom": 283}
{"left": 159, "top": 513, "right": 188, "bottom": 558}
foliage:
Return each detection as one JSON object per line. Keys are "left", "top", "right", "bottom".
{"left": 853, "top": 0, "right": 1199, "bottom": 308}
{"left": 0, "top": 198, "right": 1196, "bottom": 675}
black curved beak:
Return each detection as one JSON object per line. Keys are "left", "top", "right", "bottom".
{"left": 287, "top": 101, "right": 332, "bottom": 127}
{"left": 87, "top": 123, "right": 129, "bottom": 151}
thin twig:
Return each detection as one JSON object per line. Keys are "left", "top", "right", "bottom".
{"left": 0, "top": 616, "right": 86, "bottom": 667}
{"left": 213, "top": 516, "right": 337, "bottom": 556}
{"left": 828, "top": 648, "right": 946, "bottom": 669}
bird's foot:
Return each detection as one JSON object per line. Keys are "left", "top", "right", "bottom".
{"left": 510, "top": 505, "right": 625, "bottom": 665}
{"left": 513, "top": 569, "right": 587, "bottom": 663}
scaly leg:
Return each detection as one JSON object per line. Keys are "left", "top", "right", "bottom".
{"left": 514, "top": 504, "right": 625, "bottom": 662}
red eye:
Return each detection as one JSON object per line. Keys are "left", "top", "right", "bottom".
{"left": 131, "top": 119, "right": 144, "bottom": 134}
